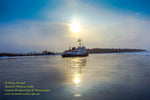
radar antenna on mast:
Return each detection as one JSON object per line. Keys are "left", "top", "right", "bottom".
{"left": 77, "top": 38, "right": 81, "bottom": 47}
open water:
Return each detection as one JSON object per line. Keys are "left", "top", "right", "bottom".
{"left": 0, "top": 51, "right": 150, "bottom": 100}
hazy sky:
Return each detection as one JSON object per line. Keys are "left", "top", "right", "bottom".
{"left": 0, "top": 0, "right": 150, "bottom": 53}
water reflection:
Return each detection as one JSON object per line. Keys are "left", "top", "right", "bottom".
{"left": 69, "top": 58, "right": 87, "bottom": 98}
{"left": 69, "top": 58, "right": 86, "bottom": 84}
{"left": 70, "top": 58, "right": 86, "bottom": 74}
{"left": 74, "top": 73, "right": 80, "bottom": 84}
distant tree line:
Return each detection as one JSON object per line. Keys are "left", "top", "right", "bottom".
{"left": 0, "top": 48, "right": 147, "bottom": 57}
{"left": 0, "top": 50, "right": 55, "bottom": 57}
{"left": 87, "top": 48, "right": 146, "bottom": 53}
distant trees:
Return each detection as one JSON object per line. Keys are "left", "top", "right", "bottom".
{"left": 42, "top": 50, "right": 55, "bottom": 55}
{"left": 86, "top": 48, "right": 146, "bottom": 53}
{"left": 0, "top": 50, "right": 55, "bottom": 57}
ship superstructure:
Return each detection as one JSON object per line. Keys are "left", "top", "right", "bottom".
{"left": 61, "top": 39, "right": 89, "bottom": 57}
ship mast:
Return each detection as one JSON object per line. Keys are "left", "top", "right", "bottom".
{"left": 77, "top": 38, "right": 81, "bottom": 47}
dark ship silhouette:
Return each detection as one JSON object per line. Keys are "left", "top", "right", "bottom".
{"left": 62, "top": 39, "right": 89, "bottom": 57}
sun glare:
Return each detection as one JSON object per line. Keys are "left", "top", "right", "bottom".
{"left": 73, "top": 74, "right": 81, "bottom": 84}
{"left": 70, "top": 21, "right": 81, "bottom": 33}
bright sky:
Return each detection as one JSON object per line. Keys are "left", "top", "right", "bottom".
{"left": 0, "top": 0, "right": 150, "bottom": 53}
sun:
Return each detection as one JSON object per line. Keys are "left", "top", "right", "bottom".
{"left": 70, "top": 21, "right": 81, "bottom": 33}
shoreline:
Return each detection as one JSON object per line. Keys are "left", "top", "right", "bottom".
{"left": 0, "top": 48, "right": 146, "bottom": 58}
{"left": 0, "top": 51, "right": 149, "bottom": 59}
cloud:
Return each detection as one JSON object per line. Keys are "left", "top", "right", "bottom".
{"left": 0, "top": 21, "right": 73, "bottom": 53}
{"left": 0, "top": 0, "right": 150, "bottom": 53}
{"left": 85, "top": 16, "right": 150, "bottom": 49}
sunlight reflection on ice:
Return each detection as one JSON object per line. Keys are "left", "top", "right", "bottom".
{"left": 74, "top": 93, "right": 82, "bottom": 97}
{"left": 68, "top": 57, "right": 87, "bottom": 98}
{"left": 73, "top": 73, "right": 81, "bottom": 84}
